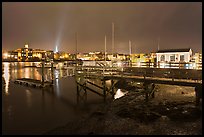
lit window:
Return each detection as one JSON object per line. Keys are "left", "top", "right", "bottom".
{"left": 160, "top": 55, "right": 165, "bottom": 61}
{"left": 180, "top": 55, "right": 184, "bottom": 62}
{"left": 170, "top": 55, "right": 175, "bottom": 61}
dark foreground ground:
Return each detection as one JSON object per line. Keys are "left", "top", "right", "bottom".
{"left": 45, "top": 84, "right": 202, "bottom": 135}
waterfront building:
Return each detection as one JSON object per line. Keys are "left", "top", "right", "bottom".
{"left": 21, "top": 44, "right": 33, "bottom": 61}
{"left": 59, "top": 51, "right": 69, "bottom": 60}
{"left": 54, "top": 52, "right": 60, "bottom": 60}
{"left": 32, "top": 49, "right": 46, "bottom": 60}
{"left": 131, "top": 54, "right": 149, "bottom": 63}
{"left": 156, "top": 48, "right": 193, "bottom": 63}
{"left": 45, "top": 50, "right": 54, "bottom": 61}
{"left": 191, "top": 52, "right": 202, "bottom": 69}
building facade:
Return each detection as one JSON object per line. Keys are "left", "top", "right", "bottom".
{"left": 156, "top": 48, "right": 193, "bottom": 63}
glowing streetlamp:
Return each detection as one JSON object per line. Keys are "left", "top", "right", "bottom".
{"left": 3, "top": 52, "right": 8, "bottom": 59}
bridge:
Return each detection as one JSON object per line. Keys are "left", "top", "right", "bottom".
{"left": 75, "top": 65, "right": 202, "bottom": 105}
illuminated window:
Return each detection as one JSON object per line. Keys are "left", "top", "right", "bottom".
{"left": 170, "top": 55, "right": 175, "bottom": 61}
{"left": 180, "top": 55, "right": 184, "bottom": 61}
{"left": 160, "top": 55, "right": 165, "bottom": 61}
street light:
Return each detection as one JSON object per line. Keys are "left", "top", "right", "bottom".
{"left": 3, "top": 52, "right": 8, "bottom": 59}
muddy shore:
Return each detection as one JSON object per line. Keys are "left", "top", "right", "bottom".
{"left": 45, "top": 84, "right": 202, "bottom": 135}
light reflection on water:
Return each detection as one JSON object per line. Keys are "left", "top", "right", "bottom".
{"left": 55, "top": 78, "right": 60, "bottom": 97}
{"left": 2, "top": 62, "right": 103, "bottom": 135}
{"left": 25, "top": 89, "right": 32, "bottom": 108}
{"left": 3, "top": 62, "right": 10, "bottom": 95}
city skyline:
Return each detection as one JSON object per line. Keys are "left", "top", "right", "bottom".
{"left": 2, "top": 2, "right": 202, "bottom": 54}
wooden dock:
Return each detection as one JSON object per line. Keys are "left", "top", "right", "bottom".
{"left": 75, "top": 66, "right": 202, "bottom": 105}
{"left": 14, "top": 78, "right": 53, "bottom": 88}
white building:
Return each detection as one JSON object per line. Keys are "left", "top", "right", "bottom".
{"left": 156, "top": 48, "right": 192, "bottom": 63}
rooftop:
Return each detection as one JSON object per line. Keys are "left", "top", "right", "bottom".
{"left": 157, "top": 48, "right": 191, "bottom": 53}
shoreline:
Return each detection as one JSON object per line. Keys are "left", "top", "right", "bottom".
{"left": 44, "top": 84, "right": 202, "bottom": 135}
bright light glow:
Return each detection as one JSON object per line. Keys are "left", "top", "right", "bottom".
{"left": 114, "top": 89, "right": 128, "bottom": 99}
{"left": 137, "top": 62, "right": 141, "bottom": 67}
{"left": 3, "top": 62, "right": 10, "bottom": 95}
{"left": 25, "top": 44, "right": 29, "bottom": 48}
{"left": 159, "top": 62, "right": 165, "bottom": 68}
{"left": 55, "top": 45, "right": 58, "bottom": 53}
{"left": 3, "top": 53, "right": 8, "bottom": 59}
{"left": 24, "top": 68, "right": 30, "bottom": 78}
{"left": 117, "top": 61, "right": 122, "bottom": 67}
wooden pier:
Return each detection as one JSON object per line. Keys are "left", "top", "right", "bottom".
{"left": 14, "top": 78, "right": 53, "bottom": 88}
{"left": 75, "top": 66, "right": 202, "bottom": 105}
{"left": 13, "top": 61, "right": 54, "bottom": 89}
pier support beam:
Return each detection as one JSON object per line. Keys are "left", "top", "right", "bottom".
{"left": 143, "top": 82, "right": 155, "bottom": 102}
{"left": 143, "top": 82, "right": 149, "bottom": 102}
{"left": 111, "top": 79, "right": 115, "bottom": 99}
{"left": 103, "top": 79, "right": 106, "bottom": 102}
{"left": 77, "top": 84, "right": 79, "bottom": 104}
{"left": 195, "top": 84, "right": 202, "bottom": 106}
{"left": 41, "top": 61, "right": 45, "bottom": 87}
{"left": 76, "top": 81, "right": 87, "bottom": 105}
{"left": 51, "top": 61, "right": 54, "bottom": 84}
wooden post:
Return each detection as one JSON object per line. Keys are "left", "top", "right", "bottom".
{"left": 103, "top": 79, "right": 106, "bottom": 102}
{"left": 151, "top": 83, "right": 155, "bottom": 98}
{"left": 111, "top": 79, "right": 114, "bottom": 99}
{"left": 195, "top": 84, "right": 202, "bottom": 106}
{"left": 76, "top": 84, "right": 79, "bottom": 104}
{"left": 84, "top": 81, "right": 87, "bottom": 103}
{"left": 41, "top": 61, "right": 45, "bottom": 87}
{"left": 143, "top": 82, "right": 149, "bottom": 102}
{"left": 51, "top": 61, "right": 54, "bottom": 84}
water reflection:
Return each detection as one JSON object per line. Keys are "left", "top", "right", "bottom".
{"left": 25, "top": 89, "right": 32, "bottom": 107}
{"left": 24, "top": 68, "right": 30, "bottom": 79}
{"left": 2, "top": 62, "right": 109, "bottom": 135}
{"left": 3, "top": 62, "right": 10, "bottom": 95}
{"left": 55, "top": 79, "right": 60, "bottom": 97}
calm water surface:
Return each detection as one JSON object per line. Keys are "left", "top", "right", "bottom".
{"left": 2, "top": 62, "right": 112, "bottom": 135}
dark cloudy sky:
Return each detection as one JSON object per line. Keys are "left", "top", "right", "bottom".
{"left": 2, "top": 2, "right": 202, "bottom": 54}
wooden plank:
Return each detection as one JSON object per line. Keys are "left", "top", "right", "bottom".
{"left": 77, "top": 82, "right": 104, "bottom": 97}
{"left": 104, "top": 75, "right": 201, "bottom": 87}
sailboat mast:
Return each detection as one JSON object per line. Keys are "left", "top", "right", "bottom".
{"left": 75, "top": 32, "right": 78, "bottom": 60}
{"left": 105, "top": 35, "right": 107, "bottom": 63}
{"left": 158, "top": 36, "right": 160, "bottom": 51}
{"left": 129, "top": 40, "right": 132, "bottom": 55}
{"left": 112, "top": 22, "right": 114, "bottom": 55}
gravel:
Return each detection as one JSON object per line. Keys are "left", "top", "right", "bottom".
{"left": 44, "top": 84, "right": 202, "bottom": 135}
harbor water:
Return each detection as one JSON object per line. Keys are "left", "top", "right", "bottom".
{"left": 2, "top": 62, "right": 110, "bottom": 135}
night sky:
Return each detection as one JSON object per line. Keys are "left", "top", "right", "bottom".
{"left": 2, "top": 2, "right": 202, "bottom": 54}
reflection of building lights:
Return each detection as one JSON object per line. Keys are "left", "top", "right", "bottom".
{"left": 35, "top": 69, "right": 41, "bottom": 80}
{"left": 24, "top": 68, "right": 30, "bottom": 78}
{"left": 117, "top": 61, "right": 122, "bottom": 67}
{"left": 137, "top": 62, "right": 141, "bottom": 67}
{"left": 3, "top": 62, "right": 10, "bottom": 95}
{"left": 26, "top": 89, "right": 32, "bottom": 107}
{"left": 55, "top": 77, "right": 60, "bottom": 97}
